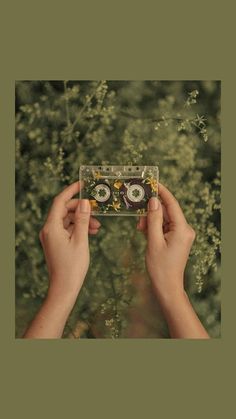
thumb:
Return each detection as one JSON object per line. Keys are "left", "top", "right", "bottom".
{"left": 147, "top": 197, "right": 165, "bottom": 249}
{"left": 73, "top": 199, "right": 91, "bottom": 243}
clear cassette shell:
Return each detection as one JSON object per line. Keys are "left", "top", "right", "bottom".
{"left": 79, "top": 165, "right": 159, "bottom": 216}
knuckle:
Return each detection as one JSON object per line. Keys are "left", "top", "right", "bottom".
{"left": 41, "top": 223, "right": 51, "bottom": 238}
{"left": 53, "top": 196, "right": 59, "bottom": 205}
{"left": 186, "top": 225, "right": 196, "bottom": 240}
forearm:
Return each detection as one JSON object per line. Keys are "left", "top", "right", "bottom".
{"left": 153, "top": 281, "right": 210, "bottom": 339}
{"left": 23, "top": 288, "right": 76, "bottom": 339}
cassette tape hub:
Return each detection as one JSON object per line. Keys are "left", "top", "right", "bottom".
{"left": 79, "top": 165, "right": 159, "bottom": 216}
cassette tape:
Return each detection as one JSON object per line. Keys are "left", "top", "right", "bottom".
{"left": 79, "top": 165, "right": 159, "bottom": 216}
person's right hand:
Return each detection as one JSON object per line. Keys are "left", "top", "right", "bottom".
{"left": 137, "top": 183, "right": 196, "bottom": 302}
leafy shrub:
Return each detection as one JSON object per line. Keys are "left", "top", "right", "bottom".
{"left": 15, "top": 81, "right": 221, "bottom": 338}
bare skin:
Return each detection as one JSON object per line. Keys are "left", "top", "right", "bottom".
{"left": 24, "top": 181, "right": 101, "bottom": 338}
{"left": 24, "top": 181, "right": 209, "bottom": 339}
{"left": 137, "top": 183, "right": 209, "bottom": 339}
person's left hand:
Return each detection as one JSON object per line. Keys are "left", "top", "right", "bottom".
{"left": 39, "top": 181, "right": 100, "bottom": 303}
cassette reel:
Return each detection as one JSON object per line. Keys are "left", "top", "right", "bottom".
{"left": 79, "top": 165, "right": 159, "bottom": 216}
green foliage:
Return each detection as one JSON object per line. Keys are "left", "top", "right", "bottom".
{"left": 15, "top": 81, "right": 221, "bottom": 338}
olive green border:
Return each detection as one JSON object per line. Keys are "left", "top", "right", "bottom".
{"left": 0, "top": 2, "right": 233, "bottom": 418}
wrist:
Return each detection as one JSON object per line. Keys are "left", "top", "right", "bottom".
{"left": 25, "top": 288, "right": 75, "bottom": 339}
{"left": 151, "top": 278, "right": 186, "bottom": 309}
{"left": 46, "top": 282, "right": 79, "bottom": 311}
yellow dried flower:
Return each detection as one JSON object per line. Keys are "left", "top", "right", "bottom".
{"left": 137, "top": 208, "right": 146, "bottom": 214}
{"left": 108, "top": 201, "right": 121, "bottom": 211}
{"left": 94, "top": 171, "right": 102, "bottom": 180}
{"left": 114, "top": 180, "right": 123, "bottom": 189}
{"left": 145, "top": 177, "right": 158, "bottom": 192}
{"left": 89, "top": 199, "right": 99, "bottom": 210}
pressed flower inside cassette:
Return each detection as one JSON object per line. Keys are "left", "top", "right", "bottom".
{"left": 79, "top": 165, "right": 159, "bottom": 216}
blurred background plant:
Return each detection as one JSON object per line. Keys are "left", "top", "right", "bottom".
{"left": 15, "top": 80, "right": 221, "bottom": 338}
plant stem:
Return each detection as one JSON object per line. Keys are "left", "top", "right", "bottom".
{"left": 118, "top": 109, "right": 194, "bottom": 124}
{"left": 63, "top": 81, "right": 71, "bottom": 128}
{"left": 71, "top": 81, "right": 101, "bottom": 131}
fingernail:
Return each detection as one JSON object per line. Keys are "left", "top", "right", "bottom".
{"left": 148, "top": 197, "right": 159, "bottom": 211}
{"left": 79, "top": 199, "right": 90, "bottom": 213}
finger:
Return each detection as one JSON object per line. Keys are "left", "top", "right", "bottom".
{"left": 64, "top": 213, "right": 101, "bottom": 230}
{"left": 66, "top": 224, "right": 99, "bottom": 237}
{"left": 63, "top": 212, "right": 78, "bottom": 229}
{"left": 66, "top": 199, "right": 79, "bottom": 212}
{"left": 137, "top": 216, "right": 147, "bottom": 232}
{"left": 147, "top": 197, "right": 165, "bottom": 248}
{"left": 47, "top": 181, "right": 81, "bottom": 222}
{"left": 65, "top": 200, "right": 101, "bottom": 228}
{"left": 89, "top": 228, "right": 99, "bottom": 235}
{"left": 158, "top": 183, "right": 186, "bottom": 226}
{"left": 161, "top": 203, "right": 170, "bottom": 224}
{"left": 89, "top": 217, "right": 101, "bottom": 229}
{"left": 73, "top": 199, "right": 91, "bottom": 243}
{"left": 137, "top": 205, "right": 168, "bottom": 234}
